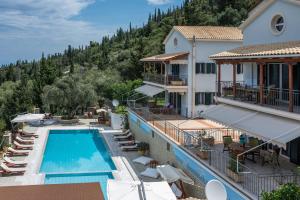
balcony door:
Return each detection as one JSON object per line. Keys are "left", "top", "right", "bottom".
{"left": 171, "top": 64, "right": 180, "bottom": 76}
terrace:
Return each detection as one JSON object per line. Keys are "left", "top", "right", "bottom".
{"left": 129, "top": 106, "right": 300, "bottom": 199}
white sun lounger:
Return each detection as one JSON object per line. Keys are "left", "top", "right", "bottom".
{"left": 121, "top": 144, "right": 138, "bottom": 151}
{"left": 114, "top": 132, "right": 132, "bottom": 140}
{"left": 7, "top": 147, "right": 30, "bottom": 156}
{"left": 113, "top": 129, "right": 130, "bottom": 136}
{"left": 0, "top": 163, "right": 26, "bottom": 175}
{"left": 14, "top": 141, "right": 33, "bottom": 149}
{"left": 16, "top": 136, "right": 34, "bottom": 144}
{"left": 3, "top": 157, "right": 27, "bottom": 167}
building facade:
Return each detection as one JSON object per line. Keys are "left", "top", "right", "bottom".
{"left": 140, "top": 26, "right": 243, "bottom": 117}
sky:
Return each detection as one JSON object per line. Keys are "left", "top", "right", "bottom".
{"left": 0, "top": 0, "right": 182, "bottom": 65}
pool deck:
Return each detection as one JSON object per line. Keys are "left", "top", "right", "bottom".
{"left": 0, "top": 119, "right": 159, "bottom": 187}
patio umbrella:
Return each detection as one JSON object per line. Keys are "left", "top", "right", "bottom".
{"left": 11, "top": 114, "right": 45, "bottom": 123}
{"left": 156, "top": 165, "right": 194, "bottom": 185}
{"left": 107, "top": 180, "right": 176, "bottom": 200}
{"left": 96, "top": 109, "right": 107, "bottom": 113}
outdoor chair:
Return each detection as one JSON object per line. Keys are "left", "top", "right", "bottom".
{"left": 246, "top": 137, "right": 261, "bottom": 161}
{"left": 223, "top": 136, "right": 233, "bottom": 152}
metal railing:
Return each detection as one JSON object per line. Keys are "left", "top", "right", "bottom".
{"left": 129, "top": 106, "right": 300, "bottom": 199}
{"left": 219, "top": 81, "right": 300, "bottom": 113}
{"left": 143, "top": 73, "right": 188, "bottom": 86}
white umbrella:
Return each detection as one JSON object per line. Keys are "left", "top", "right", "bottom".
{"left": 107, "top": 180, "right": 176, "bottom": 200}
{"left": 157, "top": 165, "right": 194, "bottom": 185}
{"left": 11, "top": 114, "right": 45, "bottom": 123}
{"left": 96, "top": 108, "right": 107, "bottom": 113}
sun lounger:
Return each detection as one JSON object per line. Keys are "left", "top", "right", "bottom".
{"left": 14, "top": 141, "right": 33, "bottom": 150}
{"left": 118, "top": 140, "right": 135, "bottom": 146}
{"left": 7, "top": 147, "right": 30, "bottom": 156}
{"left": 0, "top": 163, "right": 26, "bottom": 175}
{"left": 133, "top": 156, "right": 154, "bottom": 165}
{"left": 16, "top": 136, "right": 34, "bottom": 144}
{"left": 19, "top": 130, "right": 38, "bottom": 138}
{"left": 121, "top": 144, "right": 138, "bottom": 151}
{"left": 114, "top": 132, "right": 133, "bottom": 141}
{"left": 113, "top": 129, "right": 130, "bottom": 136}
{"left": 3, "top": 157, "right": 27, "bottom": 167}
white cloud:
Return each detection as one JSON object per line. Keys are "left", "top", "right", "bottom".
{"left": 0, "top": 0, "right": 110, "bottom": 64}
{"left": 147, "top": 0, "right": 171, "bottom": 5}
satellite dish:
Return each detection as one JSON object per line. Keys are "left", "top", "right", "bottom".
{"left": 112, "top": 99, "right": 119, "bottom": 107}
{"left": 205, "top": 179, "right": 227, "bottom": 200}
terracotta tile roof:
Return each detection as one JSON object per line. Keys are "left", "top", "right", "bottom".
{"left": 210, "top": 41, "right": 300, "bottom": 59}
{"left": 173, "top": 26, "right": 243, "bottom": 41}
{"left": 140, "top": 52, "right": 189, "bottom": 62}
{"left": 0, "top": 183, "right": 104, "bottom": 200}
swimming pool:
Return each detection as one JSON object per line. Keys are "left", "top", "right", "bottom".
{"left": 40, "top": 129, "right": 116, "bottom": 199}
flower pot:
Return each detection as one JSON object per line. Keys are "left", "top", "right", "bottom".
{"left": 197, "top": 151, "right": 208, "bottom": 160}
{"left": 226, "top": 168, "right": 243, "bottom": 183}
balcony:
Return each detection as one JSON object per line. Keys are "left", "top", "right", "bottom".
{"left": 218, "top": 81, "right": 300, "bottom": 114}
{"left": 128, "top": 106, "right": 300, "bottom": 199}
{"left": 143, "top": 73, "right": 188, "bottom": 87}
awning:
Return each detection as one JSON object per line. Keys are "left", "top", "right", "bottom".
{"left": 157, "top": 165, "right": 194, "bottom": 185}
{"left": 203, "top": 104, "right": 300, "bottom": 148}
{"left": 134, "top": 85, "right": 165, "bottom": 97}
{"left": 140, "top": 52, "right": 189, "bottom": 62}
{"left": 107, "top": 180, "right": 176, "bottom": 200}
{"left": 11, "top": 114, "right": 45, "bottom": 123}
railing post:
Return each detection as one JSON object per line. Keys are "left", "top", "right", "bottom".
{"left": 232, "top": 63, "right": 237, "bottom": 98}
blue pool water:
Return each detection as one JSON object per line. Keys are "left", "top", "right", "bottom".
{"left": 40, "top": 129, "right": 116, "bottom": 199}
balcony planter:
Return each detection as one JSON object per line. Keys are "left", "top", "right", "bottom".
{"left": 226, "top": 168, "right": 243, "bottom": 183}
{"left": 197, "top": 150, "right": 209, "bottom": 160}
{"left": 170, "top": 80, "right": 183, "bottom": 86}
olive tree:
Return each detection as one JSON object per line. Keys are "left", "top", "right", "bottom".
{"left": 42, "top": 76, "right": 96, "bottom": 119}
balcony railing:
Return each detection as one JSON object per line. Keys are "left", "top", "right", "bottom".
{"left": 219, "top": 81, "right": 300, "bottom": 113}
{"left": 129, "top": 106, "right": 300, "bottom": 199}
{"left": 143, "top": 73, "right": 188, "bottom": 86}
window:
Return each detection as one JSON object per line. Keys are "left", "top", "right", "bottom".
{"left": 174, "top": 38, "right": 178, "bottom": 46}
{"left": 271, "top": 14, "right": 285, "bottom": 34}
{"left": 152, "top": 130, "right": 155, "bottom": 138}
{"left": 195, "top": 92, "right": 215, "bottom": 105}
{"left": 195, "top": 63, "right": 216, "bottom": 74}
{"left": 237, "top": 64, "right": 243, "bottom": 74}
{"left": 167, "top": 142, "right": 170, "bottom": 151}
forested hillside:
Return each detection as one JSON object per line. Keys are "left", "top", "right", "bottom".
{"left": 0, "top": 0, "right": 259, "bottom": 129}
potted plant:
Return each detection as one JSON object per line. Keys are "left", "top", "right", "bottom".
{"left": 138, "top": 142, "right": 150, "bottom": 156}
{"left": 261, "top": 183, "right": 300, "bottom": 200}
{"left": 226, "top": 153, "right": 244, "bottom": 183}
{"left": 196, "top": 146, "right": 209, "bottom": 160}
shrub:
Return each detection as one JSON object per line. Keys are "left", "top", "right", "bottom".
{"left": 261, "top": 183, "right": 300, "bottom": 200}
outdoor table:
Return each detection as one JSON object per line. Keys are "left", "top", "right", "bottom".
{"left": 229, "top": 142, "right": 256, "bottom": 163}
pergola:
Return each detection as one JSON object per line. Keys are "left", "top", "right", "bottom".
{"left": 140, "top": 52, "right": 189, "bottom": 76}
{"left": 210, "top": 41, "right": 300, "bottom": 112}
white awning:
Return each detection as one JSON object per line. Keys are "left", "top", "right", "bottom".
{"left": 203, "top": 104, "right": 300, "bottom": 148}
{"left": 11, "top": 114, "right": 45, "bottom": 123}
{"left": 134, "top": 85, "right": 165, "bottom": 97}
{"left": 107, "top": 180, "right": 176, "bottom": 200}
{"left": 157, "top": 165, "right": 194, "bottom": 185}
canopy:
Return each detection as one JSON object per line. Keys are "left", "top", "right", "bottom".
{"left": 11, "top": 114, "right": 45, "bottom": 123}
{"left": 96, "top": 109, "right": 107, "bottom": 113}
{"left": 157, "top": 165, "right": 194, "bottom": 185}
{"left": 134, "top": 85, "right": 165, "bottom": 98}
{"left": 203, "top": 104, "right": 300, "bottom": 148}
{"left": 107, "top": 180, "right": 176, "bottom": 200}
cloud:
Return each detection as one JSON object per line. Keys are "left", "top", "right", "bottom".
{"left": 147, "top": 0, "right": 171, "bottom": 5}
{"left": 0, "top": 0, "right": 109, "bottom": 64}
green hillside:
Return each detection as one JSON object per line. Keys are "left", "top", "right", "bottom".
{"left": 0, "top": 0, "right": 259, "bottom": 128}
